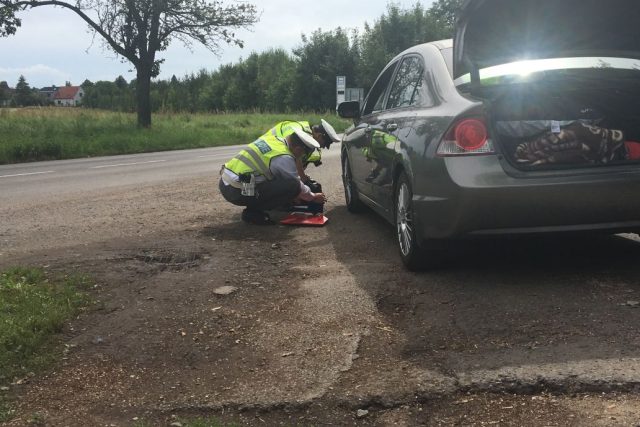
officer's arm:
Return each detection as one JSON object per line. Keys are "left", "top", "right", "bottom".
{"left": 296, "top": 157, "right": 309, "bottom": 182}
{"left": 271, "top": 156, "right": 314, "bottom": 201}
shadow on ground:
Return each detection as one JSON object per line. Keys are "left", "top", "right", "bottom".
{"left": 325, "top": 203, "right": 640, "bottom": 375}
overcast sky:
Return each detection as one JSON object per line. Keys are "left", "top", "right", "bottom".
{"left": 0, "top": 0, "right": 431, "bottom": 88}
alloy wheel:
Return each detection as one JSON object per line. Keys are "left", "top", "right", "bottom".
{"left": 342, "top": 156, "right": 353, "bottom": 205}
{"left": 396, "top": 181, "right": 413, "bottom": 257}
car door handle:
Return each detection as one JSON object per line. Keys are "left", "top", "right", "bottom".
{"left": 386, "top": 123, "right": 398, "bottom": 131}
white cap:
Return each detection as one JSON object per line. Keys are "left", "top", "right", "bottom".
{"left": 293, "top": 128, "right": 320, "bottom": 150}
{"left": 320, "top": 119, "right": 340, "bottom": 143}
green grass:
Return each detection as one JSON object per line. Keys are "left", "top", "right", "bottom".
{"left": 0, "top": 108, "right": 352, "bottom": 164}
{"left": 0, "top": 266, "right": 92, "bottom": 421}
{"left": 0, "top": 396, "right": 12, "bottom": 423}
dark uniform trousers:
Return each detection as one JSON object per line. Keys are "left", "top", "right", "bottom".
{"left": 219, "top": 176, "right": 300, "bottom": 211}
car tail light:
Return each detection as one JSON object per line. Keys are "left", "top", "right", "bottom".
{"left": 437, "top": 118, "right": 495, "bottom": 156}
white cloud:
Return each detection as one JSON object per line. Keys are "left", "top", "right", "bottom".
{"left": 0, "top": 64, "right": 71, "bottom": 86}
{"left": 0, "top": 0, "right": 432, "bottom": 87}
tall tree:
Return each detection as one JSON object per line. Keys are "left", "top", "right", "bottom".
{"left": 0, "top": 0, "right": 258, "bottom": 127}
{"left": 292, "top": 28, "right": 359, "bottom": 111}
{"left": 358, "top": 0, "right": 463, "bottom": 88}
{"left": 0, "top": 80, "right": 8, "bottom": 105}
{"left": 81, "top": 79, "right": 94, "bottom": 88}
{"left": 428, "top": 0, "right": 464, "bottom": 32}
{"left": 357, "top": 3, "right": 453, "bottom": 90}
{"left": 0, "top": 81, "right": 9, "bottom": 107}
{"left": 114, "top": 75, "right": 128, "bottom": 90}
{"left": 252, "top": 49, "right": 296, "bottom": 111}
{"left": 14, "top": 74, "right": 33, "bottom": 106}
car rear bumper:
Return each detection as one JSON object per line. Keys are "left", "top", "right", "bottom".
{"left": 412, "top": 155, "right": 640, "bottom": 239}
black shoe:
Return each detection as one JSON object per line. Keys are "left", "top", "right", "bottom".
{"left": 241, "top": 208, "right": 273, "bottom": 225}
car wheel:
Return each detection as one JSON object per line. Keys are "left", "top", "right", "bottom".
{"left": 395, "top": 172, "right": 434, "bottom": 270}
{"left": 342, "top": 153, "right": 365, "bottom": 213}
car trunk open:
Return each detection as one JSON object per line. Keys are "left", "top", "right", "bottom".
{"left": 454, "top": 0, "right": 640, "bottom": 170}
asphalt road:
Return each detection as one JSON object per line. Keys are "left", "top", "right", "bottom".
{"left": 0, "top": 146, "right": 245, "bottom": 203}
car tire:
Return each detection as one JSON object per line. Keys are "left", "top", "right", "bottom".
{"left": 395, "top": 172, "right": 441, "bottom": 271}
{"left": 342, "top": 153, "right": 365, "bottom": 213}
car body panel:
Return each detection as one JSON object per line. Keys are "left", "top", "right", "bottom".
{"left": 414, "top": 155, "right": 640, "bottom": 238}
{"left": 343, "top": 124, "right": 373, "bottom": 198}
{"left": 454, "top": 0, "right": 640, "bottom": 81}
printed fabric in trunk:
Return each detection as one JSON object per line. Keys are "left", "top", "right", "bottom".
{"left": 512, "top": 122, "right": 627, "bottom": 166}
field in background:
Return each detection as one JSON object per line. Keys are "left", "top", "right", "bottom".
{"left": 0, "top": 108, "right": 352, "bottom": 164}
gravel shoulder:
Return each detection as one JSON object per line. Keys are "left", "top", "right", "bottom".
{"left": 2, "top": 155, "right": 640, "bottom": 426}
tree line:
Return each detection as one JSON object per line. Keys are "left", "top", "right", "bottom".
{"left": 1, "top": 1, "right": 462, "bottom": 113}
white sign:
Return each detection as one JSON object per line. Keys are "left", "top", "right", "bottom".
{"left": 336, "top": 75, "right": 346, "bottom": 107}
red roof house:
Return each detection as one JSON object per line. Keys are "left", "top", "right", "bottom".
{"left": 54, "top": 86, "right": 84, "bottom": 106}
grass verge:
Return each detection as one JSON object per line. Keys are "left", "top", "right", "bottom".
{"left": 0, "top": 267, "right": 92, "bottom": 421}
{"left": 0, "top": 108, "right": 352, "bottom": 164}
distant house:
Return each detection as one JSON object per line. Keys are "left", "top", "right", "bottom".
{"left": 54, "top": 86, "right": 84, "bottom": 106}
{"left": 39, "top": 86, "right": 58, "bottom": 102}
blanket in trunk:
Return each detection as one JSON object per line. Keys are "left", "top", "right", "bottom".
{"left": 514, "top": 122, "right": 627, "bottom": 165}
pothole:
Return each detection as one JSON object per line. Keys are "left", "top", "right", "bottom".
{"left": 129, "top": 248, "right": 205, "bottom": 270}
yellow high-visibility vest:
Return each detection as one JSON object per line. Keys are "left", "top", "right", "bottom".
{"left": 261, "top": 121, "right": 323, "bottom": 167}
{"left": 263, "top": 121, "right": 312, "bottom": 140}
{"left": 224, "top": 133, "right": 292, "bottom": 180}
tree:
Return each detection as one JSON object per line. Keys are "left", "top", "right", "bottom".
{"left": 357, "top": 3, "right": 458, "bottom": 90}
{"left": 0, "top": 0, "right": 258, "bottom": 127}
{"left": 0, "top": 3, "right": 19, "bottom": 35}
{"left": 15, "top": 74, "right": 33, "bottom": 106}
{"left": 0, "top": 80, "right": 8, "bottom": 104}
{"left": 292, "top": 28, "right": 359, "bottom": 111}
{"left": 428, "top": 0, "right": 464, "bottom": 33}
{"left": 81, "top": 79, "right": 94, "bottom": 88}
{"left": 252, "top": 49, "right": 296, "bottom": 111}
{"left": 114, "top": 75, "right": 128, "bottom": 90}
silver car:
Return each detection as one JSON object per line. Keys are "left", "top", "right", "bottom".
{"left": 338, "top": 0, "right": 640, "bottom": 270}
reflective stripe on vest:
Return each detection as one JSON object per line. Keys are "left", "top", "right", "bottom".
{"left": 224, "top": 134, "right": 291, "bottom": 180}
{"left": 233, "top": 148, "right": 273, "bottom": 180}
{"left": 220, "top": 171, "right": 243, "bottom": 189}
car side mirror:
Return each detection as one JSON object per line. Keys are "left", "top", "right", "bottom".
{"left": 337, "top": 101, "right": 360, "bottom": 119}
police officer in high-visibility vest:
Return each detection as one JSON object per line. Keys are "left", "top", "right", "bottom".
{"left": 262, "top": 119, "right": 340, "bottom": 190}
{"left": 219, "top": 128, "right": 327, "bottom": 225}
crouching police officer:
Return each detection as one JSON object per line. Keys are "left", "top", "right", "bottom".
{"left": 262, "top": 119, "right": 340, "bottom": 192}
{"left": 219, "top": 128, "right": 327, "bottom": 225}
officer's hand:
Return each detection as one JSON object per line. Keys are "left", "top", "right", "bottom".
{"left": 313, "top": 193, "right": 327, "bottom": 204}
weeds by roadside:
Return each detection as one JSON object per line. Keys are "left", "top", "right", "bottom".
{"left": 0, "top": 266, "right": 92, "bottom": 420}
{"left": 0, "top": 394, "right": 12, "bottom": 423}
{"left": 0, "top": 108, "right": 351, "bottom": 164}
